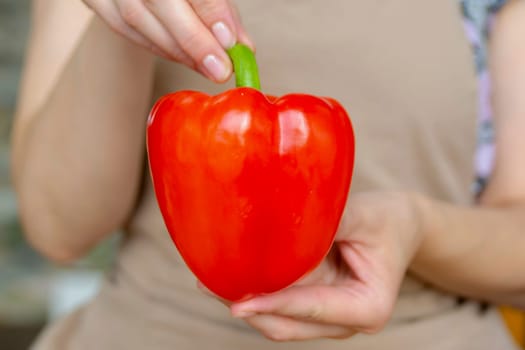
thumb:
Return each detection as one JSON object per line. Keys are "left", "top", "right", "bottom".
{"left": 226, "top": 0, "right": 255, "bottom": 50}
{"left": 335, "top": 200, "right": 361, "bottom": 243}
{"left": 230, "top": 284, "right": 388, "bottom": 332}
{"left": 189, "top": 0, "right": 248, "bottom": 49}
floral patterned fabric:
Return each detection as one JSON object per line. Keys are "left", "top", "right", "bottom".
{"left": 460, "top": 0, "right": 508, "bottom": 195}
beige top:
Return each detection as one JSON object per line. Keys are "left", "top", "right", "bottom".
{"left": 33, "top": 0, "right": 518, "bottom": 349}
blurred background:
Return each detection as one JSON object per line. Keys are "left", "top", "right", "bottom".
{"left": 0, "top": 1, "right": 524, "bottom": 350}
{"left": 0, "top": 2, "right": 116, "bottom": 348}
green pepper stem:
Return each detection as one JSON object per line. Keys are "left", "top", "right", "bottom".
{"left": 227, "top": 44, "right": 261, "bottom": 90}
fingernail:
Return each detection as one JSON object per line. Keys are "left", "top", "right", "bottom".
{"left": 203, "top": 54, "right": 230, "bottom": 81}
{"left": 232, "top": 309, "right": 256, "bottom": 318}
{"left": 212, "top": 22, "right": 235, "bottom": 49}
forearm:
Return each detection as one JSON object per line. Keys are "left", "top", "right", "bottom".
{"left": 410, "top": 195, "right": 525, "bottom": 307}
{"left": 12, "top": 17, "right": 155, "bottom": 261}
{"left": 409, "top": 0, "right": 525, "bottom": 309}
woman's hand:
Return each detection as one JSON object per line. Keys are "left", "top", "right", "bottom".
{"left": 228, "top": 192, "right": 424, "bottom": 341}
{"left": 82, "top": 0, "right": 253, "bottom": 82}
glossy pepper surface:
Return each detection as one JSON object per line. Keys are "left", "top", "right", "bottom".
{"left": 147, "top": 44, "right": 355, "bottom": 301}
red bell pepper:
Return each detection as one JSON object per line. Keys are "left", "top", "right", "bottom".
{"left": 147, "top": 44, "right": 355, "bottom": 301}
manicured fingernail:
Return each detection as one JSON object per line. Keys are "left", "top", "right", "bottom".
{"left": 203, "top": 54, "right": 230, "bottom": 81}
{"left": 212, "top": 21, "right": 235, "bottom": 49}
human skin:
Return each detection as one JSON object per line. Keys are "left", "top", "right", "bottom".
{"left": 11, "top": 0, "right": 525, "bottom": 342}
{"left": 82, "top": 0, "right": 253, "bottom": 81}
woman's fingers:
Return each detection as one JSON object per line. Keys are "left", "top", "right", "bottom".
{"left": 224, "top": 0, "right": 254, "bottom": 49}
{"left": 114, "top": 0, "right": 194, "bottom": 65}
{"left": 145, "top": 0, "right": 234, "bottom": 81}
{"left": 84, "top": 0, "right": 160, "bottom": 52}
{"left": 84, "top": 0, "right": 254, "bottom": 81}
{"left": 244, "top": 314, "right": 355, "bottom": 342}
{"left": 188, "top": 0, "right": 238, "bottom": 48}
{"left": 231, "top": 285, "right": 392, "bottom": 334}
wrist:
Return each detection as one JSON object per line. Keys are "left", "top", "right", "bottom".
{"left": 404, "top": 191, "right": 429, "bottom": 264}
{"left": 407, "top": 192, "right": 437, "bottom": 272}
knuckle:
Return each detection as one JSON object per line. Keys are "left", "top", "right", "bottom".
{"left": 146, "top": 42, "right": 159, "bottom": 54}
{"left": 169, "top": 51, "right": 185, "bottom": 62}
{"left": 81, "top": 0, "right": 93, "bottom": 9}
{"left": 257, "top": 318, "right": 296, "bottom": 342}
{"left": 142, "top": 0, "right": 157, "bottom": 9}
{"left": 170, "top": 51, "right": 195, "bottom": 68}
{"left": 107, "top": 21, "right": 129, "bottom": 37}
{"left": 264, "top": 330, "right": 290, "bottom": 342}
{"left": 302, "top": 290, "right": 325, "bottom": 321}
{"left": 193, "top": 0, "right": 224, "bottom": 9}
{"left": 362, "top": 297, "right": 393, "bottom": 334}
{"left": 297, "top": 299, "right": 324, "bottom": 322}
{"left": 363, "top": 321, "right": 386, "bottom": 335}
{"left": 163, "top": 45, "right": 183, "bottom": 59}
{"left": 119, "top": 2, "right": 143, "bottom": 26}
{"left": 192, "top": 0, "right": 229, "bottom": 20}
{"left": 177, "top": 31, "right": 205, "bottom": 56}
{"left": 306, "top": 305, "right": 323, "bottom": 321}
